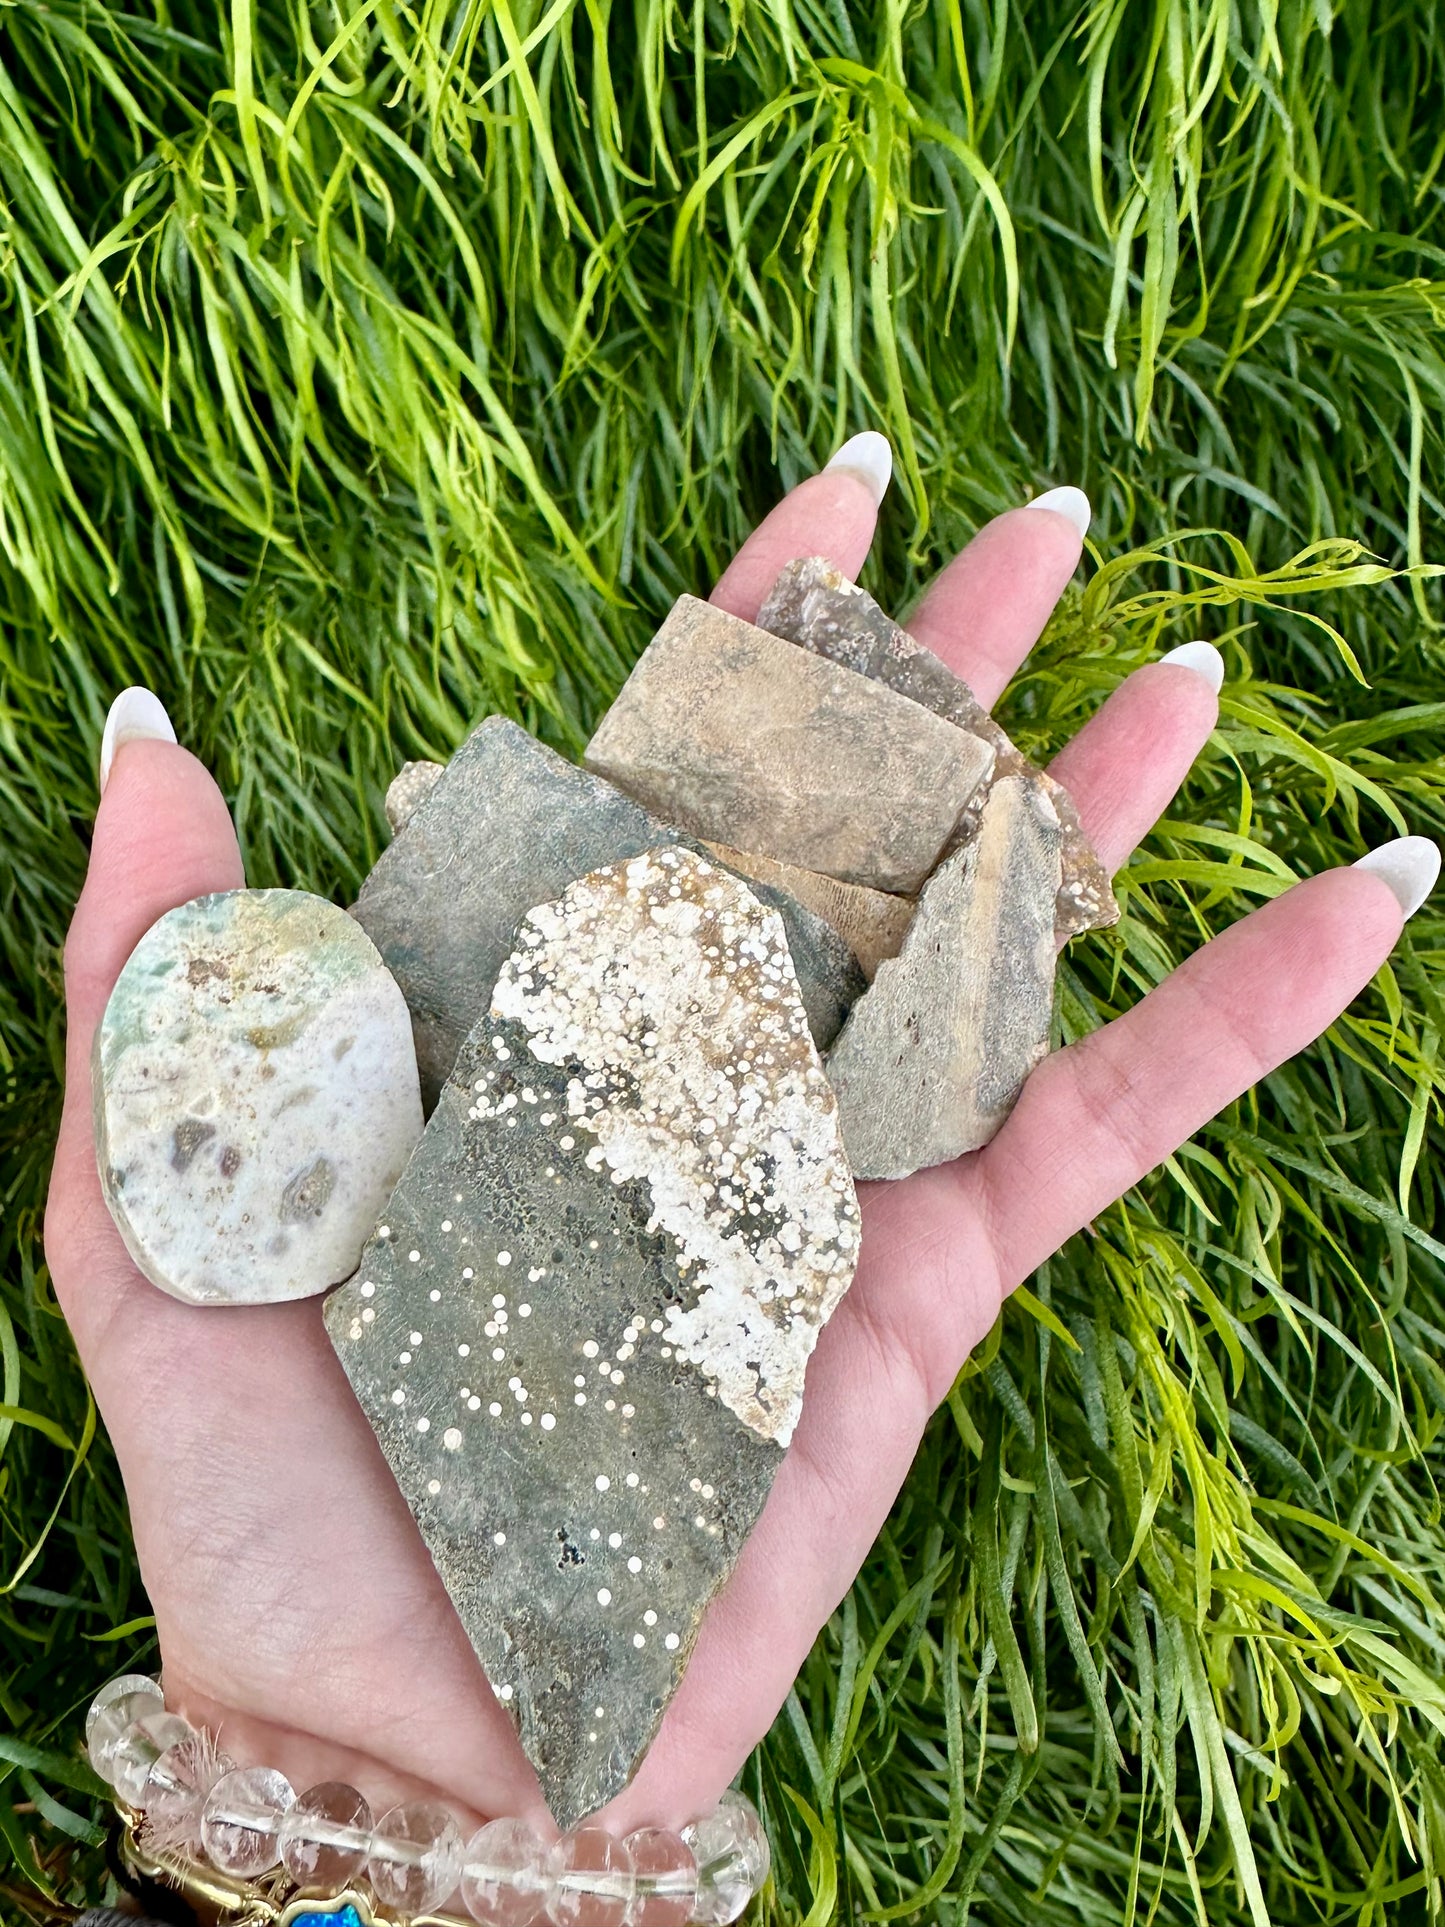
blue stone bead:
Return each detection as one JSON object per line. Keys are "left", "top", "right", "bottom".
{"left": 291, "top": 1906, "right": 366, "bottom": 1927}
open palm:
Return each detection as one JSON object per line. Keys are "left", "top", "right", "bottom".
{"left": 46, "top": 455, "right": 1412, "bottom": 1840}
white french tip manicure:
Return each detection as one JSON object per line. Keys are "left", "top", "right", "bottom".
{"left": 1158, "top": 639, "right": 1225, "bottom": 692}
{"left": 1354, "top": 837, "right": 1441, "bottom": 920}
{"left": 824, "top": 431, "right": 892, "bottom": 508}
{"left": 1026, "top": 485, "right": 1091, "bottom": 537}
{"left": 99, "top": 687, "right": 177, "bottom": 794}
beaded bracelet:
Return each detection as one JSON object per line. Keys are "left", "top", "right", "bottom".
{"left": 88, "top": 1675, "right": 768, "bottom": 1926}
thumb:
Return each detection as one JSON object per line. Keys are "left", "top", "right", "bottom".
{"left": 48, "top": 690, "right": 245, "bottom": 1354}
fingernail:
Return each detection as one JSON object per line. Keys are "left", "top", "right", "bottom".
{"left": 1026, "top": 485, "right": 1091, "bottom": 537}
{"left": 99, "top": 687, "right": 177, "bottom": 794}
{"left": 1354, "top": 837, "right": 1441, "bottom": 919}
{"left": 824, "top": 431, "right": 892, "bottom": 508}
{"left": 1158, "top": 639, "right": 1225, "bottom": 693}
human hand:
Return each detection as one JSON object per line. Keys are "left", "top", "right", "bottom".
{"left": 46, "top": 440, "right": 1432, "bottom": 1842}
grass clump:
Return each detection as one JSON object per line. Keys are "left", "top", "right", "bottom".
{"left": 1, "top": 0, "right": 1444, "bottom": 1920}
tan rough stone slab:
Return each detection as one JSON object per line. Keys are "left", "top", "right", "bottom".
{"left": 757, "top": 556, "right": 1118, "bottom": 938}
{"left": 584, "top": 595, "right": 995, "bottom": 894}
{"left": 825, "top": 776, "right": 1063, "bottom": 1179}
{"left": 701, "top": 841, "right": 912, "bottom": 980}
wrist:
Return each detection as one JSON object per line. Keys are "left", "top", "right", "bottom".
{"left": 161, "top": 1688, "right": 490, "bottom": 1840}
{"left": 89, "top": 1674, "right": 771, "bottom": 1926}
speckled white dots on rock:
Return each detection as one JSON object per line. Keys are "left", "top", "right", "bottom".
{"left": 484, "top": 846, "right": 860, "bottom": 1445}
{"left": 323, "top": 846, "right": 859, "bottom": 1831}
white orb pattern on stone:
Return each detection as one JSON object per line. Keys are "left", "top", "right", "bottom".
{"left": 479, "top": 847, "right": 860, "bottom": 1446}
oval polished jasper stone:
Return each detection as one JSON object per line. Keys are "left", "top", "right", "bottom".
{"left": 95, "top": 889, "right": 423, "bottom": 1305}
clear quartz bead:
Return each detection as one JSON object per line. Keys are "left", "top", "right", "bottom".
{"left": 109, "top": 1713, "right": 195, "bottom": 1808}
{"left": 279, "top": 1781, "right": 374, "bottom": 1887}
{"left": 461, "top": 1818, "right": 554, "bottom": 1926}
{"left": 200, "top": 1765, "right": 295, "bottom": 1877}
{"left": 681, "top": 1792, "right": 769, "bottom": 1926}
{"left": 86, "top": 1674, "right": 163, "bottom": 1746}
{"left": 546, "top": 1827, "right": 636, "bottom": 1927}
{"left": 368, "top": 1799, "right": 465, "bottom": 1914}
{"left": 142, "top": 1731, "right": 234, "bottom": 1853}
{"left": 86, "top": 1676, "right": 165, "bottom": 1783}
{"left": 624, "top": 1829, "right": 696, "bottom": 1927}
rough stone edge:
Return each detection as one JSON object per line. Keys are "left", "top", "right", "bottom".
{"left": 756, "top": 557, "right": 1119, "bottom": 938}
{"left": 366, "top": 720, "right": 868, "bottom": 1079}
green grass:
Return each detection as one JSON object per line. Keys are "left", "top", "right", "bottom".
{"left": 1, "top": 0, "right": 1444, "bottom": 1919}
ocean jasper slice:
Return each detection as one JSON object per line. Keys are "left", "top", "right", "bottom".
{"left": 584, "top": 596, "right": 995, "bottom": 894}
{"left": 94, "top": 889, "right": 423, "bottom": 1305}
{"left": 325, "top": 846, "right": 860, "bottom": 1825}
{"left": 826, "top": 775, "right": 1063, "bottom": 1178}
{"left": 354, "top": 716, "right": 863, "bottom": 1111}
{"left": 757, "top": 555, "right": 1118, "bottom": 938}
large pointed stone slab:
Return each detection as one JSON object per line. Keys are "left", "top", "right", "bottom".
{"left": 95, "top": 889, "right": 423, "bottom": 1304}
{"left": 326, "top": 847, "right": 860, "bottom": 1827}
{"left": 825, "top": 777, "right": 1063, "bottom": 1178}
{"left": 584, "top": 595, "right": 995, "bottom": 893}
{"left": 757, "top": 556, "right": 1117, "bottom": 938}
{"left": 353, "top": 716, "right": 863, "bottom": 1108}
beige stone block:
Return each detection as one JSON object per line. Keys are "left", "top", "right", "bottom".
{"left": 758, "top": 556, "right": 1118, "bottom": 937}
{"left": 585, "top": 595, "right": 995, "bottom": 895}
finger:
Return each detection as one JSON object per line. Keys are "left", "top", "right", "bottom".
{"left": 50, "top": 714, "right": 245, "bottom": 1355}
{"left": 63, "top": 741, "right": 243, "bottom": 1046}
{"left": 709, "top": 432, "right": 891, "bottom": 622}
{"left": 904, "top": 493, "right": 1089, "bottom": 707}
{"left": 1047, "top": 652, "right": 1222, "bottom": 873}
{"left": 979, "top": 866, "right": 1410, "bottom": 1285}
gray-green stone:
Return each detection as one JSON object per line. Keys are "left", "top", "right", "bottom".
{"left": 326, "top": 847, "right": 860, "bottom": 1827}
{"left": 757, "top": 556, "right": 1118, "bottom": 938}
{"left": 825, "top": 776, "right": 1063, "bottom": 1179}
{"left": 354, "top": 716, "right": 864, "bottom": 1109}
{"left": 94, "top": 889, "right": 423, "bottom": 1304}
